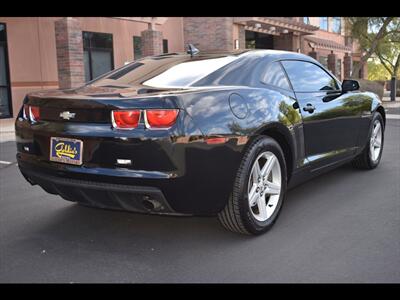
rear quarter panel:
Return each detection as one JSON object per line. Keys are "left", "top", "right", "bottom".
{"left": 179, "top": 87, "right": 302, "bottom": 198}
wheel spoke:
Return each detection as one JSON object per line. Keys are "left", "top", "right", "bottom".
{"left": 265, "top": 181, "right": 281, "bottom": 195}
{"left": 266, "top": 197, "right": 279, "bottom": 218}
{"left": 261, "top": 155, "right": 276, "bottom": 178}
{"left": 252, "top": 161, "right": 261, "bottom": 183}
{"left": 373, "top": 123, "right": 380, "bottom": 138}
{"left": 374, "top": 139, "right": 381, "bottom": 148}
{"left": 370, "top": 142, "right": 375, "bottom": 160}
{"left": 256, "top": 195, "right": 267, "bottom": 220}
{"left": 248, "top": 184, "right": 258, "bottom": 206}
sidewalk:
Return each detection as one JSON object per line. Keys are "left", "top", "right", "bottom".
{"left": 0, "top": 119, "right": 15, "bottom": 143}
{"left": 381, "top": 90, "right": 400, "bottom": 109}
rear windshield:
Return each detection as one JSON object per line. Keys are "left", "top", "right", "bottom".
{"left": 90, "top": 54, "right": 240, "bottom": 89}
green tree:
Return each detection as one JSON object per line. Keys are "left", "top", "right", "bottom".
{"left": 374, "top": 33, "right": 400, "bottom": 80}
{"left": 344, "top": 17, "right": 397, "bottom": 77}
{"left": 367, "top": 60, "right": 390, "bottom": 80}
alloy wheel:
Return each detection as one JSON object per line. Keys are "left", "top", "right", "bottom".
{"left": 247, "top": 151, "right": 282, "bottom": 222}
{"left": 370, "top": 120, "right": 382, "bottom": 163}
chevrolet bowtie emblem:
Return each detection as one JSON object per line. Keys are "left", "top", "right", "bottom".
{"left": 59, "top": 111, "right": 76, "bottom": 120}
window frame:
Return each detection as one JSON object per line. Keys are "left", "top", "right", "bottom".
{"left": 331, "top": 17, "right": 341, "bottom": 34}
{"left": 280, "top": 59, "right": 341, "bottom": 93}
{"left": 83, "top": 31, "right": 114, "bottom": 82}
{"left": 133, "top": 36, "right": 142, "bottom": 60}
{"left": 162, "top": 39, "right": 168, "bottom": 54}
{"left": 319, "top": 17, "right": 329, "bottom": 31}
{"left": 259, "top": 60, "right": 293, "bottom": 92}
{"left": 0, "top": 22, "right": 13, "bottom": 119}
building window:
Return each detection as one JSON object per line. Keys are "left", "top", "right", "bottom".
{"left": 133, "top": 36, "right": 142, "bottom": 60}
{"left": 83, "top": 31, "right": 114, "bottom": 82}
{"left": 163, "top": 39, "right": 168, "bottom": 54}
{"left": 319, "top": 56, "right": 328, "bottom": 68}
{"left": 303, "top": 17, "right": 310, "bottom": 25}
{"left": 336, "top": 59, "right": 342, "bottom": 80}
{"left": 0, "top": 23, "right": 12, "bottom": 118}
{"left": 331, "top": 17, "right": 341, "bottom": 33}
{"left": 320, "top": 17, "right": 329, "bottom": 31}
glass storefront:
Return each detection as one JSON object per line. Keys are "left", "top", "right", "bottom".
{"left": 0, "top": 23, "right": 12, "bottom": 118}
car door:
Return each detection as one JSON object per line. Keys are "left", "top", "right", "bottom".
{"left": 280, "top": 60, "right": 361, "bottom": 167}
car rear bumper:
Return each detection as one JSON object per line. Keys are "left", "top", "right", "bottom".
{"left": 18, "top": 162, "right": 186, "bottom": 215}
{"left": 15, "top": 116, "right": 246, "bottom": 215}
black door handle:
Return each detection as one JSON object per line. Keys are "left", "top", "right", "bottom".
{"left": 303, "top": 103, "right": 315, "bottom": 113}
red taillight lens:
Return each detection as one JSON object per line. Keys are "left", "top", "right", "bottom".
{"left": 29, "top": 106, "right": 40, "bottom": 121}
{"left": 145, "top": 109, "right": 179, "bottom": 128}
{"left": 112, "top": 110, "right": 141, "bottom": 129}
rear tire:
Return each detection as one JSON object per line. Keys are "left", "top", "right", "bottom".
{"left": 352, "top": 112, "right": 384, "bottom": 170}
{"left": 218, "top": 136, "right": 287, "bottom": 235}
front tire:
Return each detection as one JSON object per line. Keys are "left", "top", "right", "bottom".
{"left": 352, "top": 112, "right": 384, "bottom": 170}
{"left": 218, "top": 136, "right": 287, "bottom": 235}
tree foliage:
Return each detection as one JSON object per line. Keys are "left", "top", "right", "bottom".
{"left": 344, "top": 17, "right": 399, "bottom": 77}
{"left": 367, "top": 60, "right": 391, "bottom": 81}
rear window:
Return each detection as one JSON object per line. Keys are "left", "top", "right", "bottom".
{"left": 261, "top": 62, "right": 291, "bottom": 90}
{"left": 90, "top": 55, "right": 239, "bottom": 89}
{"left": 143, "top": 56, "right": 238, "bottom": 88}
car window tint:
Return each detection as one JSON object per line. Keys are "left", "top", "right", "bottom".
{"left": 281, "top": 60, "right": 339, "bottom": 92}
{"left": 261, "top": 62, "right": 291, "bottom": 90}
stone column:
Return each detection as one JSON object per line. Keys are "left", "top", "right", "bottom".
{"left": 327, "top": 50, "right": 337, "bottom": 76}
{"left": 183, "top": 17, "right": 233, "bottom": 51}
{"left": 54, "top": 17, "right": 85, "bottom": 89}
{"left": 238, "top": 24, "right": 246, "bottom": 49}
{"left": 343, "top": 52, "right": 352, "bottom": 78}
{"left": 141, "top": 23, "right": 163, "bottom": 57}
{"left": 308, "top": 48, "right": 318, "bottom": 60}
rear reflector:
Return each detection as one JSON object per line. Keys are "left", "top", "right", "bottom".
{"left": 29, "top": 106, "right": 40, "bottom": 122}
{"left": 112, "top": 110, "right": 141, "bottom": 129}
{"left": 145, "top": 109, "right": 179, "bottom": 129}
{"left": 205, "top": 137, "right": 228, "bottom": 145}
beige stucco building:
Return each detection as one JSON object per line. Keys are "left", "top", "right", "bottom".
{"left": 0, "top": 17, "right": 366, "bottom": 127}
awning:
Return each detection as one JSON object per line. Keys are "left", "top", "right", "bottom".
{"left": 234, "top": 17, "right": 319, "bottom": 35}
{"left": 305, "top": 36, "right": 352, "bottom": 52}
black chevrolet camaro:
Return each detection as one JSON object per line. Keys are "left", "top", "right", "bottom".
{"left": 15, "top": 49, "right": 385, "bottom": 235}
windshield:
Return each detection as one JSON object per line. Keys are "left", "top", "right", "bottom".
{"left": 90, "top": 54, "right": 240, "bottom": 89}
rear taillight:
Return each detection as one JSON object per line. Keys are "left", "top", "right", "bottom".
{"left": 23, "top": 105, "right": 40, "bottom": 122}
{"left": 145, "top": 109, "right": 179, "bottom": 129}
{"left": 29, "top": 106, "right": 40, "bottom": 122}
{"left": 112, "top": 110, "right": 141, "bottom": 129}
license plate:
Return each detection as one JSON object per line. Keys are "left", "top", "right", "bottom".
{"left": 49, "top": 137, "right": 83, "bottom": 165}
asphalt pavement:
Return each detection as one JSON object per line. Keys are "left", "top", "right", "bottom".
{"left": 0, "top": 120, "right": 399, "bottom": 283}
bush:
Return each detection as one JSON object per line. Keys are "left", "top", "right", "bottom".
{"left": 356, "top": 79, "right": 385, "bottom": 99}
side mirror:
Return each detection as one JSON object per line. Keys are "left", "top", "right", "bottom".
{"left": 342, "top": 79, "right": 360, "bottom": 92}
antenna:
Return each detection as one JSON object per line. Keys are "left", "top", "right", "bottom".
{"left": 187, "top": 44, "right": 199, "bottom": 57}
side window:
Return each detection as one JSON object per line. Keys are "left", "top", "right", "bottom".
{"left": 281, "top": 60, "right": 339, "bottom": 92}
{"left": 260, "top": 62, "right": 291, "bottom": 90}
